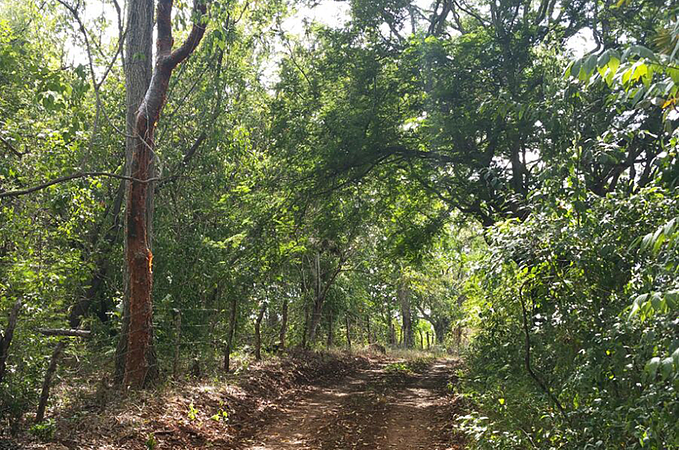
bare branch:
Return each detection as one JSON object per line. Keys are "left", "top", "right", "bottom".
{"left": 38, "top": 328, "right": 91, "bottom": 338}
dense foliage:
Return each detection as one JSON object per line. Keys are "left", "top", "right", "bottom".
{"left": 0, "top": 0, "right": 677, "bottom": 447}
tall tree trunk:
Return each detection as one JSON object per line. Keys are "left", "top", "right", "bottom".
{"left": 115, "top": 0, "right": 154, "bottom": 385}
{"left": 224, "top": 295, "right": 238, "bottom": 372}
{"left": 254, "top": 302, "right": 266, "bottom": 360}
{"left": 345, "top": 314, "right": 351, "bottom": 350}
{"left": 122, "top": 0, "right": 207, "bottom": 388}
{"left": 279, "top": 297, "right": 288, "bottom": 349}
{"left": 0, "top": 299, "right": 22, "bottom": 384}
{"left": 398, "top": 280, "right": 413, "bottom": 348}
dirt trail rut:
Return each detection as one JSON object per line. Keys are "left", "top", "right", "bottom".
{"left": 238, "top": 358, "right": 464, "bottom": 450}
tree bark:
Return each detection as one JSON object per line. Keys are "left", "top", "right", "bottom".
{"left": 122, "top": 0, "right": 207, "bottom": 388}
{"left": 345, "top": 314, "right": 351, "bottom": 350}
{"left": 36, "top": 341, "right": 67, "bottom": 422}
{"left": 115, "top": 0, "right": 153, "bottom": 385}
{"left": 0, "top": 299, "right": 22, "bottom": 384}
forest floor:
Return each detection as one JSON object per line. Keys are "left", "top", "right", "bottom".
{"left": 7, "top": 350, "right": 465, "bottom": 450}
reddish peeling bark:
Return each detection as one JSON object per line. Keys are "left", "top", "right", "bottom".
{"left": 124, "top": 0, "right": 207, "bottom": 388}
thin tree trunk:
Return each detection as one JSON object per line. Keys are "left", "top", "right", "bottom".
{"left": 0, "top": 299, "right": 22, "bottom": 384}
{"left": 224, "top": 295, "right": 238, "bottom": 372}
{"left": 254, "top": 302, "right": 266, "bottom": 360}
{"left": 36, "top": 341, "right": 67, "bottom": 422}
{"left": 172, "top": 309, "right": 181, "bottom": 378}
{"left": 70, "top": 182, "right": 125, "bottom": 326}
{"left": 122, "top": 0, "right": 207, "bottom": 388}
{"left": 366, "top": 315, "right": 372, "bottom": 344}
{"left": 345, "top": 315, "right": 352, "bottom": 350}
{"left": 307, "top": 297, "right": 324, "bottom": 344}
{"left": 388, "top": 315, "right": 395, "bottom": 346}
{"left": 302, "top": 302, "right": 309, "bottom": 348}
{"left": 279, "top": 297, "right": 288, "bottom": 349}
{"left": 326, "top": 311, "right": 333, "bottom": 348}
{"left": 419, "top": 329, "right": 424, "bottom": 349}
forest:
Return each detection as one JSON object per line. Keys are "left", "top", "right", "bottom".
{"left": 0, "top": 0, "right": 677, "bottom": 448}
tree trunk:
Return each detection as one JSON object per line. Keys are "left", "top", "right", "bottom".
{"left": 122, "top": 0, "right": 207, "bottom": 389}
{"left": 326, "top": 311, "right": 333, "bottom": 348}
{"left": 398, "top": 280, "right": 413, "bottom": 348}
{"left": 224, "top": 295, "right": 238, "bottom": 372}
{"left": 172, "top": 309, "right": 181, "bottom": 378}
{"left": 36, "top": 341, "right": 67, "bottom": 422}
{"left": 307, "top": 296, "right": 324, "bottom": 344}
{"left": 114, "top": 0, "right": 154, "bottom": 386}
{"left": 419, "top": 329, "right": 424, "bottom": 349}
{"left": 254, "top": 302, "right": 266, "bottom": 360}
{"left": 433, "top": 319, "right": 449, "bottom": 345}
{"left": 279, "top": 297, "right": 288, "bottom": 349}
{"left": 345, "top": 314, "right": 351, "bottom": 350}
{"left": 0, "top": 299, "right": 22, "bottom": 384}
{"left": 302, "top": 301, "right": 309, "bottom": 348}
{"left": 388, "top": 314, "right": 396, "bottom": 346}
{"left": 366, "top": 315, "right": 372, "bottom": 344}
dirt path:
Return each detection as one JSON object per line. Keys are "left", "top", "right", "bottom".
{"left": 238, "top": 358, "right": 465, "bottom": 450}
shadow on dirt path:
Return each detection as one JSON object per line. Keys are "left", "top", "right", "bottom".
{"left": 237, "top": 358, "right": 465, "bottom": 450}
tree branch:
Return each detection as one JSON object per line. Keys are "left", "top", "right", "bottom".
{"left": 166, "top": 1, "right": 209, "bottom": 68}
{"left": 38, "top": 328, "right": 91, "bottom": 338}
{"left": 0, "top": 136, "right": 24, "bottom": 158}
{"left": 0, "top": 172, "right": 162, "bottom": 199}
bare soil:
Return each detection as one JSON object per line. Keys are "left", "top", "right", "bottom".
{"left": 237, "top": 358, "right": 465, "bottom": 450}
